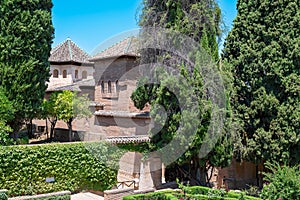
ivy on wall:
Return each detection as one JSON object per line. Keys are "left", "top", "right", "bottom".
{"left": 0, "top": 142, "right": 123, "bottom": 196}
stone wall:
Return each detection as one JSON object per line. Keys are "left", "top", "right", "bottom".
{"left": 48, "top": 64, "right": 94, "bottom": 88}
{"left": 118, "top": 152, "right": 143, "bottom": 183}
{"left": 216, "top": 158, "right": 262, "bottom": 189}
{"left": 104, "top": 188, "right": 134, "bottom": 200}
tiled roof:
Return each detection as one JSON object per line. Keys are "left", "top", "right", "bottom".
{"left": 46, "top": 84, "right": 81, "bottom": 92}
{"left": 105, "top": 135, "right": 150, "bottom": 144}
{"left": 94, "top": 111, "right": 150, "bottom": 119}
{"left": 90, "top": 37, "right": 139, "bottom": 61}
{"left": 74, "top": 78, "right": 95, "bottom": 87}
{"left": 49, "top": 38, "right": 92, "bottom": 64}
{"left": 46, "top": 78, "right": 95, "bottom": 92}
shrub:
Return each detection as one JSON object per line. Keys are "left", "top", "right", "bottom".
{"left": 0, "top": 142, "right": 123, "bottom": 196}
{"left": 185, "top": 186, "right": 211, "bottom": 195}
{"left": 0, "top": 189, "right": 8, "bottom": 200}
{"left": 123, "top": 190, "right": 177, "bottom": 200}
{"left": 260, "top": 163, "right": 300, "bottom": 200}
{"left": 123, "top": 186, "right": 262, "bottom": 200}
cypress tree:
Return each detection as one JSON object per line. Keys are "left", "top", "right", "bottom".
{"left": 0, "top": 0, "right": 54, "bottom": 131}
{"left": 223, "top": 0, "right": 300, "bottom": 165}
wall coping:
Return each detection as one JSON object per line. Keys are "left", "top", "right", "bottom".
{"left": 104, "top": 188, "right": 133, "bottom": 195}
{"left": 9, "top": 191, "right": 71, "bottom": 200}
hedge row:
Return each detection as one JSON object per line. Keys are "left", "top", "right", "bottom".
{"left": 0, "top": 142, "right": 123, "bottom": 197}
{"left": 123, "top": 186, "right": 262, "bottom": 200}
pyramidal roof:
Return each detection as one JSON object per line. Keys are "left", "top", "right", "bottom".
{"left": 90, "top": 36, "right": 139, "bottom": 61}
{"left": 49, "top": 38, "right": 92, "bottom": 65}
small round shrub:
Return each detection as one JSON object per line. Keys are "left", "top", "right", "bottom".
{"left": 260, "top": 163, "right": 300, "bottom": 200}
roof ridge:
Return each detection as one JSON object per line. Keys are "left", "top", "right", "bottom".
{"left": 96, "top": 36, "right": 133, "bottom": 56}
{"left": 124, "top": 36, "right": 134, "bottom": 54}
{"left": 51, "top": 38, "right": 91, "bottom": 57}
{"left": 67, "top": 39, "right": 73, "bottom": 60}
{"left": 50, "top": 39, "right": 67, "bottom": 54}
{"left": 68, "top": 39, "right": 91, "bottom": 57}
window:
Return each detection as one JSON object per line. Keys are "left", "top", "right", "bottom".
{"left": 53, "top": 69, "right": 59, "bottom": 78}
{"left": 75, "top": 70, "right": 78, "bottom": 79}
{"left": 116, "top": 80, "right": 119, "bottom": 93}
{"left": 82, "top": 71, "right": 87, "bottom": 79}
{"left": 101, "top": 81, "right": 105, "bottom": 93}
{"left": 63, "top": 70, "right": 67, "bottom": 78}
{"left": 108, "top": 81, "right": 112, "bottom": 93}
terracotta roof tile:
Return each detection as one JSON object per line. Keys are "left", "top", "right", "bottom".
{"left": 105, "top": 135, "right": 150, "bottom": 144}
{"left": 49, "top": 38, "right": 92, "bottom": 64}
{"left": 46, "top": 84, "right": 81, "bottom": 92}
{"left": 94, "top": 111, "right": 150, "bottom": 119}
{"left": 90, "top": 37, "right": 139, "bottom": 61}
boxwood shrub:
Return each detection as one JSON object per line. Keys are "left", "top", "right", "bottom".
{"left": 123, "top": 186, "right": 262, "bottom": 200}
{"left": 0, "top": 142, "right": 123, "bottom": 197}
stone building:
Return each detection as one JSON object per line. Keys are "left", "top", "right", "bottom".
{"left": 88, "top": 36, "right": 151, "bottom": 138}
{"left": 36, "top": 37, "right": 259, "bottom": 191}
{"left": 46, "top": 38, "right": 95, "bottom": 100}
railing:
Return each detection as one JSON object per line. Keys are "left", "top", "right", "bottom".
{"left": 117, "top": 180, "right": 136, "bottom": 189}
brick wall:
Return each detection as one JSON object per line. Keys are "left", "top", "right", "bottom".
{"left": 104, "top": 188, "right": 134, "bottom": 200}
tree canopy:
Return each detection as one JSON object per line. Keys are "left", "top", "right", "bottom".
{"left": 0, "top": 88, "right": 14, "bottom": 145}
{"left": 222, "top": 0, "right": 300, "bottom": 165}
{"left": 0, "top": 0, "right": 54, "bottom": 130}
{"left": 55, "top": 91, "right": 92, "bottom": 142}
{"left": 40, "top": 92, "right": 59, "bottom": 140}
{"left": 131, "top": 0, "right": 233, "bottom": 185}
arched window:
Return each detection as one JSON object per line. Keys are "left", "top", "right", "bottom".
{"left": 116, "top": 80, "right": 119, "bottom": 93}
{"left": 101, "top": 81, "right": 105, "bottom": 93}
{"left": 108, "top": 81, "right": 112, "bottom": 93}
{"left": 82, "top": 71, "right": 87, "bottom": 79}
{"left": 53, "top": 69, "right": 59, "bottom": 78}
{"left": 75, "top": 70, "right": 78, "bottom": 79}
{"left": 63, "top": 70, "right": 67, "bottom": 78}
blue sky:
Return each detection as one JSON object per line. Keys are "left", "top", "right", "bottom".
{"left": 52, "top": 0, "right": 237, "bottom": 54}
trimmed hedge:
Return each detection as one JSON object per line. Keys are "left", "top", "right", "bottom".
{"left": 123, "top": 186, "right": 262, "bottom": 200}
{"left": 9, "top": 195, "right": 70, "bottom": 200}
{"left": 0, "top": 142, "right": 123, "bottom": 197}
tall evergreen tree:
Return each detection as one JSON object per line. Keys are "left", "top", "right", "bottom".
{"left": 131, "top": 0, "right": 233, "bottom": 185}
{"left": 0, "top": 0, "right": 54, "bottom": 131}
{"left": 223, "top": 0, "right": 300, "bottom": 165}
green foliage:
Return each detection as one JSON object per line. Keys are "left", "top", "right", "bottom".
{"left": 139, "top": 0, "right": 222, "bottom": 61}
{"left": 55, "top": 91, "right": 92, "bottom": 124}
{"left": 0, "top": 142, "right": 123, "bottom": 196}
{"left": 0, "top": 0, "right": 54, "bottom": 130}
{"left": 0, "top": 194, "right": 7, "bottom": 200}
{"left": 0, "top": 121, "right": 13, "bottom": 146}
{"left": 132, "top": 0, "right": 233, "bottom": 185}
{"left": 123, "top": 186, "right": 262, "bottom": 200}
{"left": 32, "top": 195, "right": 70, "bottom": 200}
{"left": 0, "top": 88, "right": 14, "bottom": 145}
{"left": 260, "top": 163, "right": 300, "bottom": 200}
{"left": 40, "top": 92, "right": 60, "bottom": 140}
{"left": 222, "top": 0, "right": 300, "bottom": 164}
{"left": 10, "top": 194, "right": 70, "bottom": 200}
{"left": 0, "top": 190, "right": 8, "bottom": 200}
{"left": 0, "top": 88, "right": 14, "bottom": 123}
{"left": 55, "top": 91, "right": 92, "bottom": 141}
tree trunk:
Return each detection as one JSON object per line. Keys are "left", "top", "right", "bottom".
{"left": 67, "top": 119, "right": 73, "bottom": 142}
{"left": 199, "top": 165, "right": 207, "bottom": 186}
{"left": 49, "top": 118, "right": 57, "bottom": 141}
{"left": 189, "top": 158, "right": 200, "bottom": 185}
{"left": 27, "top": 119, "right": 34, "bottom": 139}
{"left": 45, "top": 119, "right": 49, "bottom": 139}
